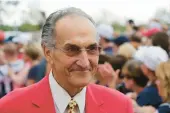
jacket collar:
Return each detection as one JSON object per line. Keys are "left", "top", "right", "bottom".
{"left": 30, "top": 75, "right": 106, "bottom": 113}
{"left": 31, "top": 75, "right": 56, "bottom": 113}
{"left": 86, "top": 84, "right": 106, "bottom": 113}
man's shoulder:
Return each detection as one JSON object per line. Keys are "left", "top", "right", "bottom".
{"left": 142, "top": 85, "right": 158, "bottom": 95}
{"left": 158, "top": 103, "right": 170, "bottom": 113}
{"left": 87, "top": 84, "right": 133, "bottom": 112}
{"left": 0, "top": 83, "right": 37, "bottom": 108}
{"left": 88, "top": 84, "right": 129, "bottom": 101}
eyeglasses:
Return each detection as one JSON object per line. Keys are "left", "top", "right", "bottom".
{"left": 54, "top": 44, "right": 102, "bottom": 56}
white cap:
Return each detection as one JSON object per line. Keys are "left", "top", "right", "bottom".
{"left": 133, "top": 46, "right": 148, "bottom": 62}
{"left": 12, "top": 33, "right": 31, "bottom": 45}
{"left": 149, "top": 21, "right": 162, "bottom": 30}
{"left": 134, "top": 46, "right": 169, "bottom": 71}
{"left": 96, "top": 24, "right": 114, "bottom": 40}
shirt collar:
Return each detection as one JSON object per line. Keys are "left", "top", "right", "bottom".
{"left": 49, "top": 71, "right": 86, "bottom": 113}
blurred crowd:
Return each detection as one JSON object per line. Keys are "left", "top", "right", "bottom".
{"left": 0, "top": 18, "right": 170, "bottom": 113}
{"left": 93, "top": 19, "right": 170, "bottom": 113}
{"left": 0, "top": 33, "right": 50, "bottom": 98}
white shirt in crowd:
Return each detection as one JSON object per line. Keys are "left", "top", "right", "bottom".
{"left": 49, "top": 72, "right": 86, "bottom": 113}
{"left": 0, "top": 60, "right": 24, "bottom": 79}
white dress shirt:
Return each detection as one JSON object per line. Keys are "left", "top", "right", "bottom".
{"left": 49, "top": 72, "right": 86, "bottom": 113}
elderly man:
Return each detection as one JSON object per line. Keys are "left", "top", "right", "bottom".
{"left": 0, "top": 7, "right": 133, "bottom": 113}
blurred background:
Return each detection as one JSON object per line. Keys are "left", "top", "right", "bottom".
{"left": 0, "top": 0, "right": 170, "bottom": 112}
{"left": 0, "top": 0, "right": 169, "bottom": 38}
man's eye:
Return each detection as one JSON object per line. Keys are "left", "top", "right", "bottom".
{"left": 65, "top": 46, "right": 80, "bottom": 52}
{"left": 87, "top": 45, "right": 99, "bottom": 53}
{"left": 88, "top": 45, "right": 98, "bottom": 51}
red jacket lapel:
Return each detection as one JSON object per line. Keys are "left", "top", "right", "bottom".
{"left": 86, "top": 84, "right": 107, "bottom": 113}
{"left": 29, "top": 76, "right": 107, "bottom": 113}
{"left": 30, "top": 76, "right": 56, "bottom": 113}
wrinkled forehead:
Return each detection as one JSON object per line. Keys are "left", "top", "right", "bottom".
{"left": 63, "top": 37, "right": 98, "bottom": 47}
{"left": 54, "top": 15, "right": 99, "bottom": 47}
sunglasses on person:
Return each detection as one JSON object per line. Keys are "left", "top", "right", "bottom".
{"left": 54, "top": 43, "right": 102, "bottom": 57}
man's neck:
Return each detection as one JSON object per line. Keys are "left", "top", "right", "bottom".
{"left": 52, "top": 71, "right": 83, "bottom": 97}
{"left": 133, "top": 86, "right": 144, "bottom": 94}
{"left": 30, "top": 60, "right": 39, "bottom": 67}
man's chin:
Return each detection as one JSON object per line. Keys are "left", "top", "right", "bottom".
{"left": 72, "top": 82, "right": 90, "bottom": 88}
{"left": 68, "top": 71, "right": 93, "bottom": 87}
{"left": 69, "top": 77, "right": 92, "bottom": 88}
{"left": 69, "top": 70, "right": 92, "bottom": 77}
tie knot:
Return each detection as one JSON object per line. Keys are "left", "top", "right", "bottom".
{"left": 67, "top": 99, "right": 77, "bottom": 113}
{"left": 68, "top": 99, "right": 77, "bottom": 109}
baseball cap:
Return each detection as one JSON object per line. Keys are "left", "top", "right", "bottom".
{"left": 96, "top": 24, "right": 114, "bottom": 41}
{"left": 134, "top": 46, "right": 169, "bottom": 71}
{"left": 133, "top": 46, "right": 148, "bottom": 62}
{"left": 12, "top": 33, "right": 31, "bottom": 45}
{"left": 149, "top": 21, "right": 162, "bottom": 30}
{"left": 112, "top": 36, "right": 129, "bottom": 46}
{"left": 142, "top": 28, "right": 160, "bottom": 37}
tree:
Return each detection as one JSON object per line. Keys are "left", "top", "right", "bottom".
{"left": 0, "top": 25, "right": 13, "bottom": 31}
{"left": 0, "top": 1, "right": 45, "bottom": 28}
{"left": 18, "top": 23, "right": 40, "bottom": 32}
{"left": 154, "top": 8, "right": 170, "bottom": 25}
{"left": 96, "top": 9, "right": 123, "bottom": 24}
{"left": 112, "top": 22, "right": 126, "bottom": 33}
{"left": 0, "top": 1, "right": 19, "bottom": 26}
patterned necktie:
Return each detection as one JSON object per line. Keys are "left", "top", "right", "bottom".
{"left": 67, "top": 98, "right": 77, "bottom": 113}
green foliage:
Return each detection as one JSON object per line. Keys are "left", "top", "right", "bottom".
{"left": 0, "top": 25, "right": 13, "bottom": 31}
{"left": 112, "top": 22, "right": 126, "bottom": 33}
{"left": 0, "top": 23, "right": 41, "bottom": 31}
{"left": 18, "top": 23, "right": 40, "bottom": 31}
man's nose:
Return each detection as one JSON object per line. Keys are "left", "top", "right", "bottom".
{"left": 76, "top": 51, "right": 90, "bottom": 69}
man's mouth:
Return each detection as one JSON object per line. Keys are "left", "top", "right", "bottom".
{"left": 72, "top": 69, "right": 90, "bottom": 72}
{"left": 68, "top": 66, "right": 92, "bottom": 72}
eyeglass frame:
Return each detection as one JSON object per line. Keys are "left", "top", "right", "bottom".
{"left": 52, "top": 43, "right": 102, "bottom": 57}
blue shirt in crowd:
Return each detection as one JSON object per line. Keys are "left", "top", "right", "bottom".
{"left": 157, "top": 103, "right": 170, "bottom": 113}
{"left": 28, "top": 58, "right": 47, "bottom": 82}
{"left": 136, "top": 84, "right": 162, "bottom": 108}
{"left": 103, "top": 47, "right": 113, "bottom": 55}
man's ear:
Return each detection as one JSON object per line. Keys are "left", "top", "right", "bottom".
{"left": 42, "top": 44, "right": 53, "bottom": 65}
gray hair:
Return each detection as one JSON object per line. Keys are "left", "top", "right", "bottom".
{"left": 41, "top": 7, "right": 96, "bottom": 49}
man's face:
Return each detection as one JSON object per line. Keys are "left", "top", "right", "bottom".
{"left": 124, "top": 77, "right": 134, "bottom": 90}
{"left": 122, "top": 70, "right": 134, "bottom": 90}
{"left": 45, "top": 15, "right": 99, "bottom": 88}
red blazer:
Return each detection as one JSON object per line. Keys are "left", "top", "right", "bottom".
{"left": 0, "top": 76, "right": 133, "bottom": 113}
